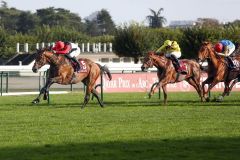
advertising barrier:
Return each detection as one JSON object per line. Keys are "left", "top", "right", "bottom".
{"left": 99, "top": 72, "right": 240, "bottom": 93}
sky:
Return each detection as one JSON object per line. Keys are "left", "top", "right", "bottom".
{"left": 5, "top": 0, "right": 240, "bottom": 26}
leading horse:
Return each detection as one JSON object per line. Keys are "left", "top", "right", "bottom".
{"left": 141, "top": 51, "right": 203, "bottom": 105}
{"left": 198, "top": 42, "right": 240, "bottom": 101}
{"left": 32, "top": 48, "right": 112, "bottom": 108}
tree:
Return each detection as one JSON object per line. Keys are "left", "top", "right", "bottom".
{"left": 0, "top": 6, "right": 22, "bottom": 33}
{"left": 113, "top": 23, "right": 151, "bottom": 63}
{"left": 196, "top": 18, "right": 220, "bottom": 27}
{"left": 97, "top": 9, "right": 115, "bottom": 35}
{"left": 85, "top": 9, "right": 115, "bottom": 36}
{"left": 146, "top": 8, "right": 166, "bottom": 28}
{"left": 16, "top": 11, "right": 39, "bottom": 34}
{"left": 36, "top": 7, "right": 84, "bottom": 32}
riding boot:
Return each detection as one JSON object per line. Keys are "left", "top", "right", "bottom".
{"left": 71, "top": 57, "right": 81, "bottom": 72}
{"left": 65, "top": 54, "right": 81, "bottom": 72}
{"left": 226, "top": 57, "right": 236, "bottom": 69}
{"left": 170, "top": 54, "right": 187, "bottom": 74}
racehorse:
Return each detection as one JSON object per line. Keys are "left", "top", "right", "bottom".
{"left": 141, "top": 51, "right": 203, "bottom": 105}
{"left": 198, "top": 42, "right": 240, "bottom": 101}
{"left": 32, "top": 48, "right": 112, "bottom": 108}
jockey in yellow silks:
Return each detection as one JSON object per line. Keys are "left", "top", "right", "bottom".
{"left": 156, "top": 40, "right": 186, "bottom": 74}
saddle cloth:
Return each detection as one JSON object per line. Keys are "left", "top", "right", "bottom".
{"left": 70, "top": 59, "right": 88, "bottom": 73}
{"left": 179, "top": 60, "right": 188, "bottom": 74}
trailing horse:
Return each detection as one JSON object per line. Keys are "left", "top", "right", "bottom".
{"left": 32, "top": 48, "right": 112, "bottom": 108}
{"left": 198, "top": 42, "right": 240, "bottom": 102}
{"left": 141, "top": 51, "right": 203, "bottom": 105}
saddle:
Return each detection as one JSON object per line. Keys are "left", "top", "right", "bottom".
{"left": 225, "top": 57, "right": 239, "bottom": 70}
{"left": 179, "top": 60, "right": 188, "bottom": 74}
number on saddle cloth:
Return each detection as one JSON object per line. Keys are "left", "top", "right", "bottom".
{"left": 179, "top": 60, "right": 187, "bottom": 72}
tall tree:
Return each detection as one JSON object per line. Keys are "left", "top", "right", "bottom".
{"left": 16, "top": 11, "right": 39, "bottom": 34}
{"left": 85, "top": 9, "right": 115, "bottom": 36}
{"left": 36, "top": 7, "right": 84, "bottom": 32}
{"left": 97, "top": 9, "right": 115, "bottom": 35}
{"left": 146, "top": 8, "right": 166, "bottom": 28}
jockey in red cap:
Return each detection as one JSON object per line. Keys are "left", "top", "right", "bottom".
{"left": 53, "top": 41, "right": 81, "bottom": 72}
{"left": 214, "top": 39, "right": 236, "bottom": 69}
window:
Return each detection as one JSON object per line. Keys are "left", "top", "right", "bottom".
{"left": 123, "top": 57, "right": 131, "bottom": 63}
{"left": 101, "top": 58, "right": 109, "bottom": 63}
{"left": 112, "top": 58, "right": 120, "bottom": 63}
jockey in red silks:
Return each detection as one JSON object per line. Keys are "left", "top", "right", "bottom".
{"left": 52, "top": 41, "right": 81, "bottom": 72}
{"left": 214, "top": 39, "right": 236, "bottom": 69}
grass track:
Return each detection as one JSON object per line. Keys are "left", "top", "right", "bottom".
{"left": 0, "top": 92, "right": 240, "bottom": 160}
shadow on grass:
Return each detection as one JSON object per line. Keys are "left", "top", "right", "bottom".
{"left": 0, "top": 137, "right": 240, "bottom": 160}
{"left": 21, "top": 99, "right": 240, "bottom": 108}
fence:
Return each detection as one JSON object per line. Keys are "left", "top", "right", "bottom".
{"left": 16, "top": 42, "right": 113, "bottom": 53}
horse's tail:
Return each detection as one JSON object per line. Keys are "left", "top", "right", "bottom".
{"left": 97, "top": 63, "right": 112, "bottom": 80}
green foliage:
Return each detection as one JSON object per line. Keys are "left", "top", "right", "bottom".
{"left": 114, "top": 24, "right": 240, "bottom": 60}
{"left": 33, "top": 25, "right": 90, "bottom": 43}
{"left": 113, "top": 23, "right": 151, "bottom": 62}
{"left": 85, "top": 9, "right": 116, "bottom": 36}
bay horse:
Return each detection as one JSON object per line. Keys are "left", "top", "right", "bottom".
{"left": 141, "top": 51, "right": 203, "bottom": 105}
{"left": 32, "top": 48, "right": 112, "bottom": 108}
{"left": 198, "top": 42, "right": 240, "bottom": 101}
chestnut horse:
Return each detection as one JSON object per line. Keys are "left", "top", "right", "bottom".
{"left": 32, "top": 48, "right": 112, "bottom": 108}
{"left": 141, "top": 51, "right": 203, "bottom": 105}
{"left": 198, "top": 42, "right": 240, "bottom": 101}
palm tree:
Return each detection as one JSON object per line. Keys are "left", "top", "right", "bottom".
{"left": 146, "top": 8, "right": 167, "bottom": 28}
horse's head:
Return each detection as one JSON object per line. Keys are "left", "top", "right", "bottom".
{"left": 198, "top": 41, "right": 214, "bottom": 63}
{"left": 32, "top": 48, "right": 52, "bottom": 73}
{"left": 141, "top": 51, "right": 155, "bottom": 71}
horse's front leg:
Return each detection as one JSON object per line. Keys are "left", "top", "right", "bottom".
{"left": 149, "top": 82, "right": 161, "bottom": 99}
{"left": 205, "top": 79, "right": 220, "bottom": 102}
{"left": 161, "top": 84, "right": 167, "bottom": 105}
{"left": 32, "top": 77, "right": 58, "bottom": 104}
{"left": 202, "top": 77, "right": 213, "bottom": 101}
{"left": 32, "top": 85, "right": 49, "bottom": 104}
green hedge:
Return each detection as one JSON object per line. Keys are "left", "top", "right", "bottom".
{"left": 113, "top": 24, "right": 240, "bottom": 60}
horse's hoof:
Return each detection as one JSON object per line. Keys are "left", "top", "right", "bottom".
{"left": 216, "top": 96, "right": 224, "bottom": 102}
{"left": 148, "top": 93, "right": 152, "bottom": 99}
{"left": 206, "top": 97, "right": 210, "bottom": 102}
{"left": 43, "top": 94, "right": 48, "bottom": 100}
{"left": 32, "top": 99, "right": 39, "bottom": 104}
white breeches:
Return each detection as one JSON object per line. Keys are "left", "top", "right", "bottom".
{"left": 69, "top": 43, "right": 81, "bottom": 57}
{"left": 166, "top": 51, "right": 181, "bottom": 58}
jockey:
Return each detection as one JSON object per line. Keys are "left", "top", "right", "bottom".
{"left": 156, "top": 40, "right": 187, "bottom": 74}
{"left": 52, "top": 41, "right": 81, "bottom": 72}
{"left": 214, "top": 39, "right": 236, "bottom": 69}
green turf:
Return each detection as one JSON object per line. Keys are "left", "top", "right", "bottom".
{"left": 0, "top": 92, "right": 240, "bottom": 160}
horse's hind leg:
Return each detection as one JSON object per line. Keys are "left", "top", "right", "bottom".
{"left": 226, "top": 79, "right": 238, "bottom": 96}
{"left": 91, "top": 88, "right": 104, "bottom": 107}
{"left": 82, "top": 93, "right": 90, "bottom": 109}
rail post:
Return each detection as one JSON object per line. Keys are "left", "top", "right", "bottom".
{"left": 6, "top": 72, "right": 9, "bottom": 93}
{"left": 100, "top": 72, "right": 103, "bottom": 101}
{"left": 1, "top": 72, "right": 3, "bottom": 96}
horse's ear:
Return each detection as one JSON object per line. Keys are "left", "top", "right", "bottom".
{"left": 148, "top": 51, "right": 155, "bottom": 56}
{"left": 202, "top": 41, "right": 210, "bottom": 45}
